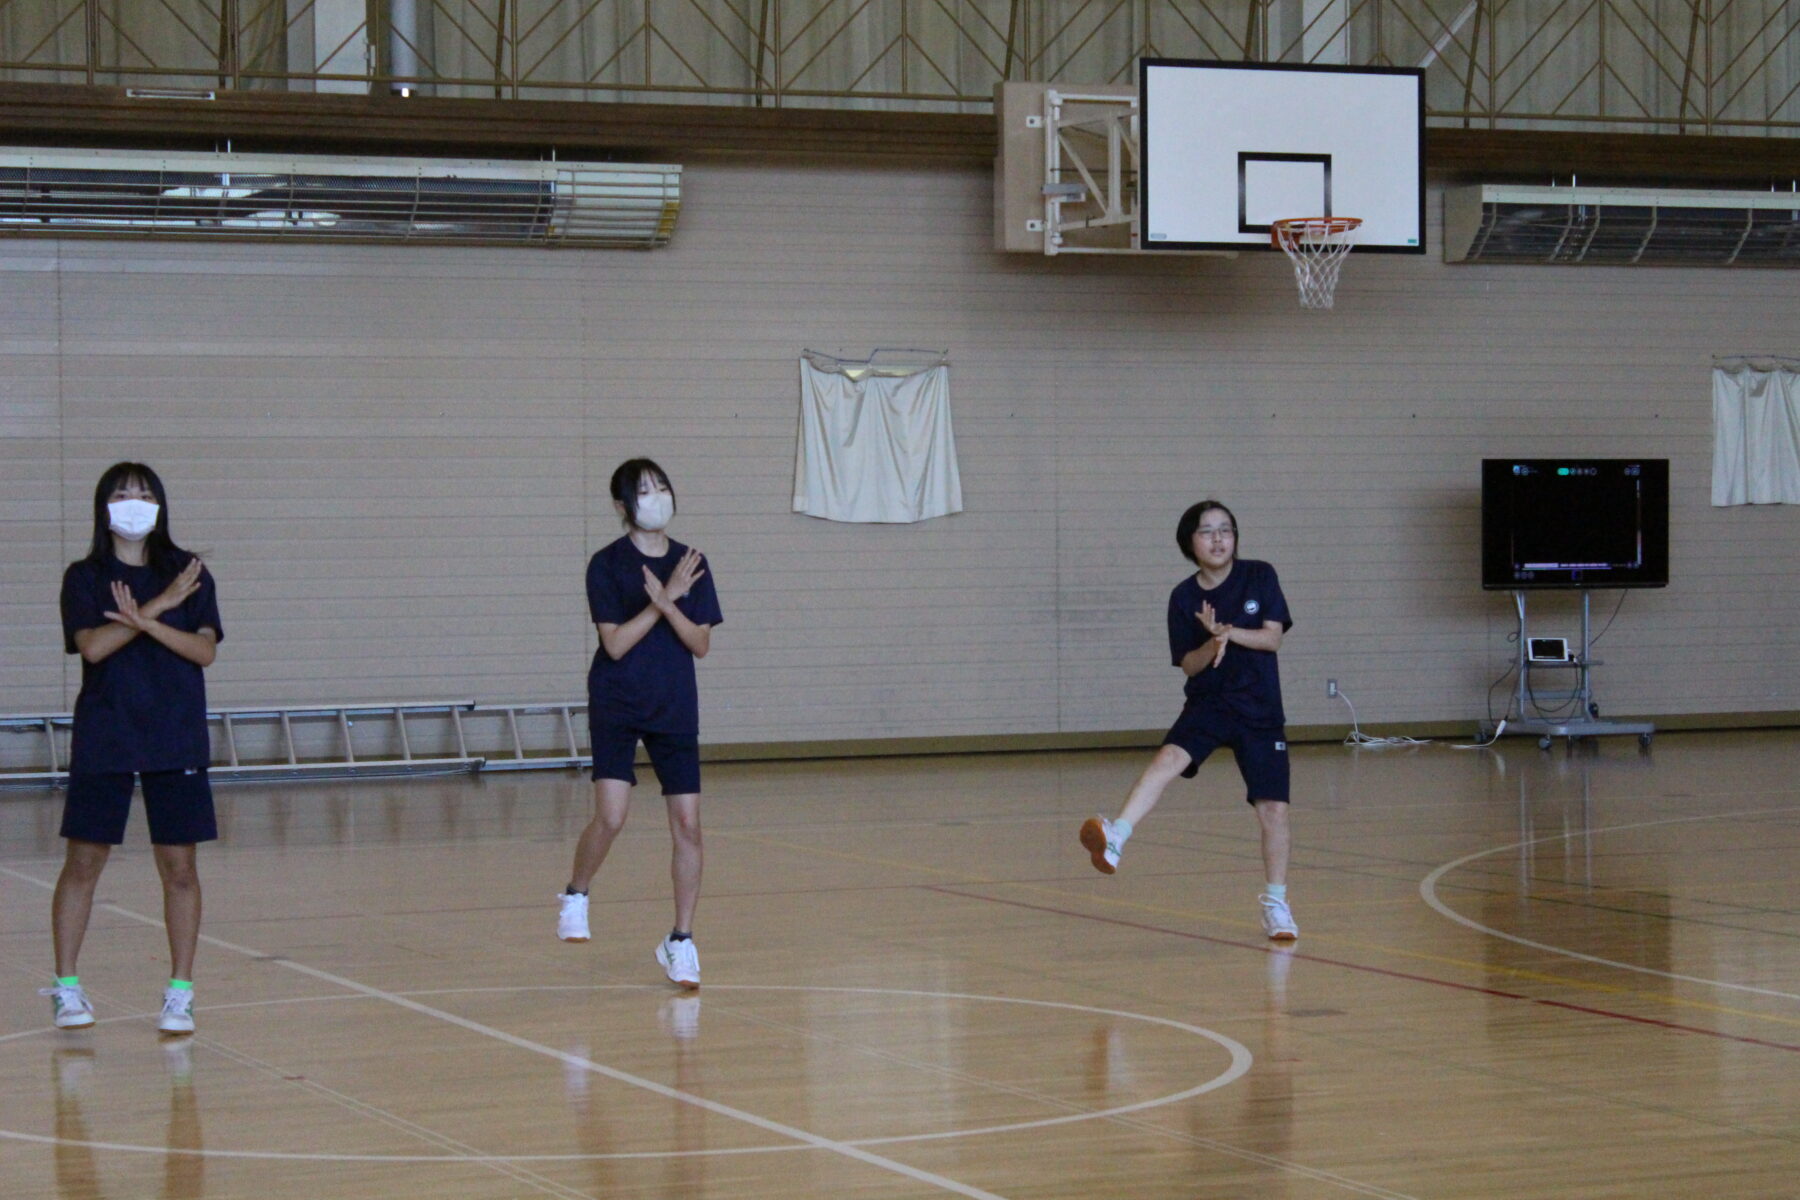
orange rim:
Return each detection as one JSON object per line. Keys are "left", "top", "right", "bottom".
{"left": 1270, "top": 217, "right": 1362, "bottom": 248}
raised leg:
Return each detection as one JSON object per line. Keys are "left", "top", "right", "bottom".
{"left": 1118, "top": 743, "right": 1194, "bottom": 829}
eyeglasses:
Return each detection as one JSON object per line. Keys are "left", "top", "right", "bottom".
{"left": 1195, "top": 526, "right": 1236, "bottom": 540}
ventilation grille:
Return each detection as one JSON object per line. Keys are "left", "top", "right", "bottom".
{"left": 0, "top": 148, "right": 680, "bottom": 248}
{"left": 1445, "top": 185, "right": 1800, "bottom": 266}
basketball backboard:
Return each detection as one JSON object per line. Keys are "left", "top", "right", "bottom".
{"left": 1140, "top": 59, "right": 1425, "bottom": 254}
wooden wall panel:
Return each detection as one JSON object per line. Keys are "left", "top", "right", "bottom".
{"left": 2, "top": 161, "right": 1797, "bottom": 750}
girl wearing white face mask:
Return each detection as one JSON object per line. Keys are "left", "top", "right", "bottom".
{"left": 48, "top": 463, "right": 223, "bottom": 1037}
{"left": 559, "top": 458, "right": 722, "bottom": 990}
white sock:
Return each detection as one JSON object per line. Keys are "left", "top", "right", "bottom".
{"left": 1264, "top": 883, "right": 1287, "bottom": 901}
{"left": 1111, "top": 818, "right": 1133, "bottom": 845}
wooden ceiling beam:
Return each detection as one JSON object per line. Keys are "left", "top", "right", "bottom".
{"left": 1, "top": 83, "right": 1797, "bottom": 184}
{"left": 0, "top": 82, "right": 995, "bottom": 164}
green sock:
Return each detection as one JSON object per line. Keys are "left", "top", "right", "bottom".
{"left": 57, "top": 975, "right": 79, "bottom": 988}
{"left": 168, "top": 979, "right": 194, "bottom": 991}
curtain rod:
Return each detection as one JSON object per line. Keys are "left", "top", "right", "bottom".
{"left": 802, "top": 347, "right": 950, "bottom": 378}
{"left": 804, "top": 347, "right": 948, "bottom": 365}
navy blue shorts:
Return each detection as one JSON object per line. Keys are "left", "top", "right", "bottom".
{"left": 62, "top": 769, "right": 219, "bottom": 846}
{"left": 590, "top": 724, "right": 701, "bottom": 796}
{"left": 1162, "top": 707, "right": 1289, "bottom": 804}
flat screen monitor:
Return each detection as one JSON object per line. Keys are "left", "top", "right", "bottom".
{"left": 1481, "top": 459, "right": 1669, "bottom": 590}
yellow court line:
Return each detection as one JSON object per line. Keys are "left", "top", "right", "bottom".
{"left": 711, "top": 828, "right": 1800, "bottom": 1034}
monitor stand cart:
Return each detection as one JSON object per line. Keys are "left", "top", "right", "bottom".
{"left": 1496, "top": 589, "right": 1654, "bottom": 750}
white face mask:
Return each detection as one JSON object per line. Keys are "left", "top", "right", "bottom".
{"left": 634, "top": 491, "right": 673, "bottom": 531}
{"left": 107, "top": 498, "right": 160, "bottom": 541}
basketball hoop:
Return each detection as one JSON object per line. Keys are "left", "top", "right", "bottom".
{"left": 1271, "top": 217, "right": 1361, "bottom": 310}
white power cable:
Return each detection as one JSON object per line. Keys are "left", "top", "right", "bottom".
{"left": 1334, "top": 686, "right": 1430, "bottom": 747}
{"left": 1451, "top": 718, "right": 1507, "bottom": 750}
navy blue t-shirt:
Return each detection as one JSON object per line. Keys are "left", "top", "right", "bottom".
{"left": 60, "top": 557, "right": 223, "bottom": 774}
{"left": 1167, "top": 558, "right": 1292, "bottom": 727}
{"left": 586, "top": 537, "right": 723, "bottom": 735}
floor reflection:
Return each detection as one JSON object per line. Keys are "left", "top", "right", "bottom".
{"left": 1185, "top": 946, "right": 1301, "bottom": 1199}
{"left": 52, "top": 1044, "right": 100, "bottom": 1200}
{"left": 1248, "top": 945, "right": 1298, "bottom": 1165}
{"left": 564, "top": 992, "right": 707, "bottom": 1194}
{"left": 50, "top": 1038, "right": 205, "bottom": 1200}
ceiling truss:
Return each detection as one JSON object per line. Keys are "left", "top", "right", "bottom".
{"left": 0, "top": 2, "right": 1796, "bottom": 134}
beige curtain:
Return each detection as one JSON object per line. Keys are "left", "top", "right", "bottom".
{"left": 794, "top": 351, "right": 962, "bottom": 524}
{"left": 1713, "top": 362, "right": 1800, "bottom": 506}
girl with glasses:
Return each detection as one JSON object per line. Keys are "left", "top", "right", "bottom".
{"left": 1079, "top": 499, "right": 1300, "bottom": 939}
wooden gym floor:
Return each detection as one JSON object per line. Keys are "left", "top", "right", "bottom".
{"left": 0, "top": 729, "right": 1795, "bottom": 1199}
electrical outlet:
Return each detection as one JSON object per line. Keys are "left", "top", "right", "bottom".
{"left": 1326, "top": 679, "right": 1338, "bottom": 698}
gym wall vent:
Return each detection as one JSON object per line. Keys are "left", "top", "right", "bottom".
{"left": 0, "top": 148, "right": 680, "bottom": 249}
{"left": 1445, "top": 184, "right": 1800, "bottom": 266}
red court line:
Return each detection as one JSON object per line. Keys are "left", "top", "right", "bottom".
{"left": 923, "top": 885, "right": 1800, "bottom": 1055}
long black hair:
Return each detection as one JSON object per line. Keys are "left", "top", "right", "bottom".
{"left": 1176, "top": 499, "right": 1237, "bottom": 565}
{"left": 608, "top": 457, "right": 676, "bottom": 530}
{"left": 82, "top": 461, "right": 193, "bottom": 578}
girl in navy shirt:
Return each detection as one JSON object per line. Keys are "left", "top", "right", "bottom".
{"left": 1078, "top": 499, "right": 1301, "bottom": 940}
{"left": 558, "top": 458, "right": 722, "bottom": 988}
{"left": 48, "top": 463, "right": 222, "bottom": 1034}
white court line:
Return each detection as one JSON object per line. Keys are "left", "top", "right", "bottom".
{"left": 187, "top": 1023, "right": 599, "bottom": 1199}
{"left": 0, "top": 865, "right": 1011, "bottom": 1200}
{"left": 0, "top": 981, "right": 1412, "bottom": 1199}
{"left": 0, "top": 984, "right": 1253, "bottom": 1158}
{"left": 1419, "top": 807, "right": 1800, "bottom": 1002}
{"left": 0, "top": 865, "right": 1420, "bottom": 1199}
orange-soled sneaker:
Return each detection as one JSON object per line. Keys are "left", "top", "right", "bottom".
{"left": 1079, "top": 817, "right": 1121, "bottom": 874}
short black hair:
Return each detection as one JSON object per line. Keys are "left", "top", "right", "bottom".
{"left": 609, "top": 458, "right": 676, "bottom": 529}
{"left": 1176, "top": 499, "right": 1237, "bottom": 564}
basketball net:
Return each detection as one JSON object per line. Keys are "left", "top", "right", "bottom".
{"left": 1271, "top": 217, "right": 1361, "bottom": 310}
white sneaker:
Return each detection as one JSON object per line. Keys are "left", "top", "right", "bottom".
{"left": 1260, "top": 894, "right": 1299, "bottom": 941}
{"left": 557, "top": 892, "right": 590, "bottom": 942}
{"left": 41, "top": 984, "right": 95, "bottom": 1030}
{"left": 158, "top": 987, "right": 196, "bottom": 1036}
{"left": 1079, "top": 816, "right": 1122, "bottom": 874}
{"left": 655, "top": 936, "right": 700, "bottom": 989}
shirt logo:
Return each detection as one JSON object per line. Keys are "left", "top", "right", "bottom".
{"left": 1274, "top": 741, "right": 1286, "bottom": 752}
{"left": 1244, "top": 598, "right": 1261, "bottom": 616}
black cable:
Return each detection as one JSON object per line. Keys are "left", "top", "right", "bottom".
{"left": 1488, "top": 594, "right": 1528, "bottom": 724}
{"left": 1485, "top": 647, "right": 1519, "bottom": 725}
{"left": 1587, "top": 589, "right": 1628, "bottom": 648}
{"left": 1524, "top": 667, "right": 1582, "bottom": 720}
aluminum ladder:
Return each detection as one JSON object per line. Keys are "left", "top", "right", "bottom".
{"left": 0, "top": 699, "right": 593, "bottom": 787}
